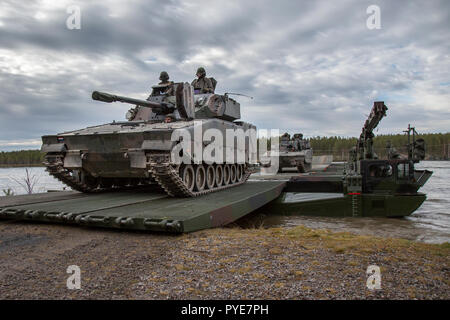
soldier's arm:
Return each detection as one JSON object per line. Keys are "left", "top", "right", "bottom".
{"left": 163, "top": 84, "right": 174, "bottom": 96}
{"left": 204, "top": 78, "right": 214, "bottom": 93}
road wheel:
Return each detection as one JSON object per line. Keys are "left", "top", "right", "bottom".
{"left": 230, "top": 164, "right": 237, "bottom": 184}
{"left": 181, "top": 165, "right": 195, "bottom": 191}
{"left": 194, "top": 164, "right": 206, "bottom": 191}
{"left": 236, "top": 164, "right": 244, "bottom": 181}
{"left": 215, "top": 164, "right": 223, "bottom": 186}
{"left": 223, "top": 164, "right": 231, "bottom": 185}
{"left": 206, "top": 165, "right": 216, "bottom": 189}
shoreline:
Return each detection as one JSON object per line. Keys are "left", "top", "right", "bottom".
{"left": 0, "top": 222, "right": 448, "bottom": 299}
{"left": 0, "top": 164, "right": 43, "bottom": 168}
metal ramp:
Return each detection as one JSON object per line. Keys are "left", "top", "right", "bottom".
{"left": 0, "top": 181, "right": 285, "bottom": 233}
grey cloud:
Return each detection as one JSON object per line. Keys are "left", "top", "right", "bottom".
{"left": 0, "top": 0, "right": 449, "bottom": 150}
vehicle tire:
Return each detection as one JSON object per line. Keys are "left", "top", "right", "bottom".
{"left": 194, "top": 165, "right": 206, "bottom": 191}
{"left": 206, "top": 165, "right": 216, "bottom": 189}
{"left": 230, "top": 164, "right": 237, "bottom": 183}
{"left": 215, "top": 165, "right": 223, "bottom": 186}
{"left": 236, "top": 164, "right": 243, "bottom": 182}
{"left": 181, "top": 165, "right": 195, "bottom": 191}
{"left": 223, "top": 164, "right": 231, "bottom": 185}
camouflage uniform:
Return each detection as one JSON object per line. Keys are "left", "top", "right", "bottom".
{"left": 191, "top": 67, "right": 214, "bottom": 93}
{"left": 158, "top": 71, "right": 174, "bottom": 95}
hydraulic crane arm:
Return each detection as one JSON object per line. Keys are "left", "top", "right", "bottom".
{"left": 358, "top": 101, "right": 388, "bottom": 160}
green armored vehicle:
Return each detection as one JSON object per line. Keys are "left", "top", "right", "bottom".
{"left": 278, "top": 133, "right": 312, "bottom": 173}
{"left": 41, "top": 81, "right": 256, "bottom": 197}
{"left": 259, "top": 132, "right": 313, "bottom": 173}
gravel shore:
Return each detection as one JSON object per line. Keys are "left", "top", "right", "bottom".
{"left": 0, "top": 221, "right": 448, "bottom": 299}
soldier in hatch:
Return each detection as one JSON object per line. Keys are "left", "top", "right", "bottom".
{"left": 164, "top": 113, "right": 175, "bottom": 123}
{"left": 159, "top": 71, "right": 172, "bottom": 86}
{"left": 191, "top": 67, "right": 214, "bottom": 94}
{"left": 155, "top": 71, "right": 175, "bottom": 96}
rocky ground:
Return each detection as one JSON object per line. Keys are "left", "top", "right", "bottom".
{"left": 0, "top": 220, "right": 448, "bottom": 299}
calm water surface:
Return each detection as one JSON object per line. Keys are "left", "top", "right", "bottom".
{"left": 0, "top": 167, "right": 67, "bottom": 194}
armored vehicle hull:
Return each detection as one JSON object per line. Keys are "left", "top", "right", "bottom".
{"left": 42, "top": 119, "right": 255, "bottom": 197}
{"left": 278, "top": 149, "right": 313, "bottom": 173}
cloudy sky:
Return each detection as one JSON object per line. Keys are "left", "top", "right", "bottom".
{"left": 0, "top": 0, "right": 448, "bottom": 151}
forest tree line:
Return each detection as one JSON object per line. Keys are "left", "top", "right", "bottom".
{"left": 0, "top": 150, "right": 45, "bottom": 166}
{"left": 0, "top": 132, "right": 449, "bottom": 166}
{"left": 309, "top": 132, "right": 450, "bottom": 161}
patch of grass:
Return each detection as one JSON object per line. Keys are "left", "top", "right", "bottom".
{"left": 174, "top": 264, "right": 190, "bottom": 271}
{"left": 407, "top": 287, "right": 416, "bottom": 299}
{"left": 252, "top": 273, "right": 266, "bottom": 280}
{"left": 268, "top": 248, "right": 282, "bottom": 255}
{"left": 325, "top": 288, "right": 336, "bottom": 294}
{"left": 347, "top": 260, "right": 359, "bottom": 267}
{"left": 205, "top": 225, "right": 450, "bottom": 266}
{"left": 238, "top": 266, "right": 252, "bottom": 273}
{"left": 220, "top": 257, "right": 237, "bottom": 264}
{"left": 292, "top": 270, "right": 304, "bottom": 280}
{"left": 439, "top": 242, "right": 450, "bottom": 249}
{"left": 302, "top": 286, "right": 312, "bottom": 291}
{"left": 333, "top": 246, "right": 346, "bottom": 254}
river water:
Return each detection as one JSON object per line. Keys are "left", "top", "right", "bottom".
{"left": 0, "top": 161, "right": 448, "bottom": 243}
{"left": 0, "top": 167, "right": 67, "bottom": 195}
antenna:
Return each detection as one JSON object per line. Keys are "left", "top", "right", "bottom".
{"left": 224, "top": 92, "right": 254, "bottom": 99}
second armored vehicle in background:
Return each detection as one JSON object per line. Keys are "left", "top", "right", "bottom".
{"left": 259, "top": 132, "right": 313, "bottom": 173}
{"left": 270, "top": 133, "right": 313, "bottom": 173}
{"left": 278, "top": 133, "right": 313, "bottom": 173}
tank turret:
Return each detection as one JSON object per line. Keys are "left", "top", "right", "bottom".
{"left": 93, "top": 82, "right": 241, "bottom": 123}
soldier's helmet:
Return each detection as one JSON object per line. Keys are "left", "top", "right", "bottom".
{"left": 164, "top": 113, "right": 175, "bottom": 123}
{"left": 159, "top": 71, "right": 169, "bottom": 82}
{"left": 196, "top": 67, "right": 206, "bottom": 77}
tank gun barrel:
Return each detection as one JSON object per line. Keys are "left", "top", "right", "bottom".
{"left": 92, "top": 91, "right": 170, "bottom": 114}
